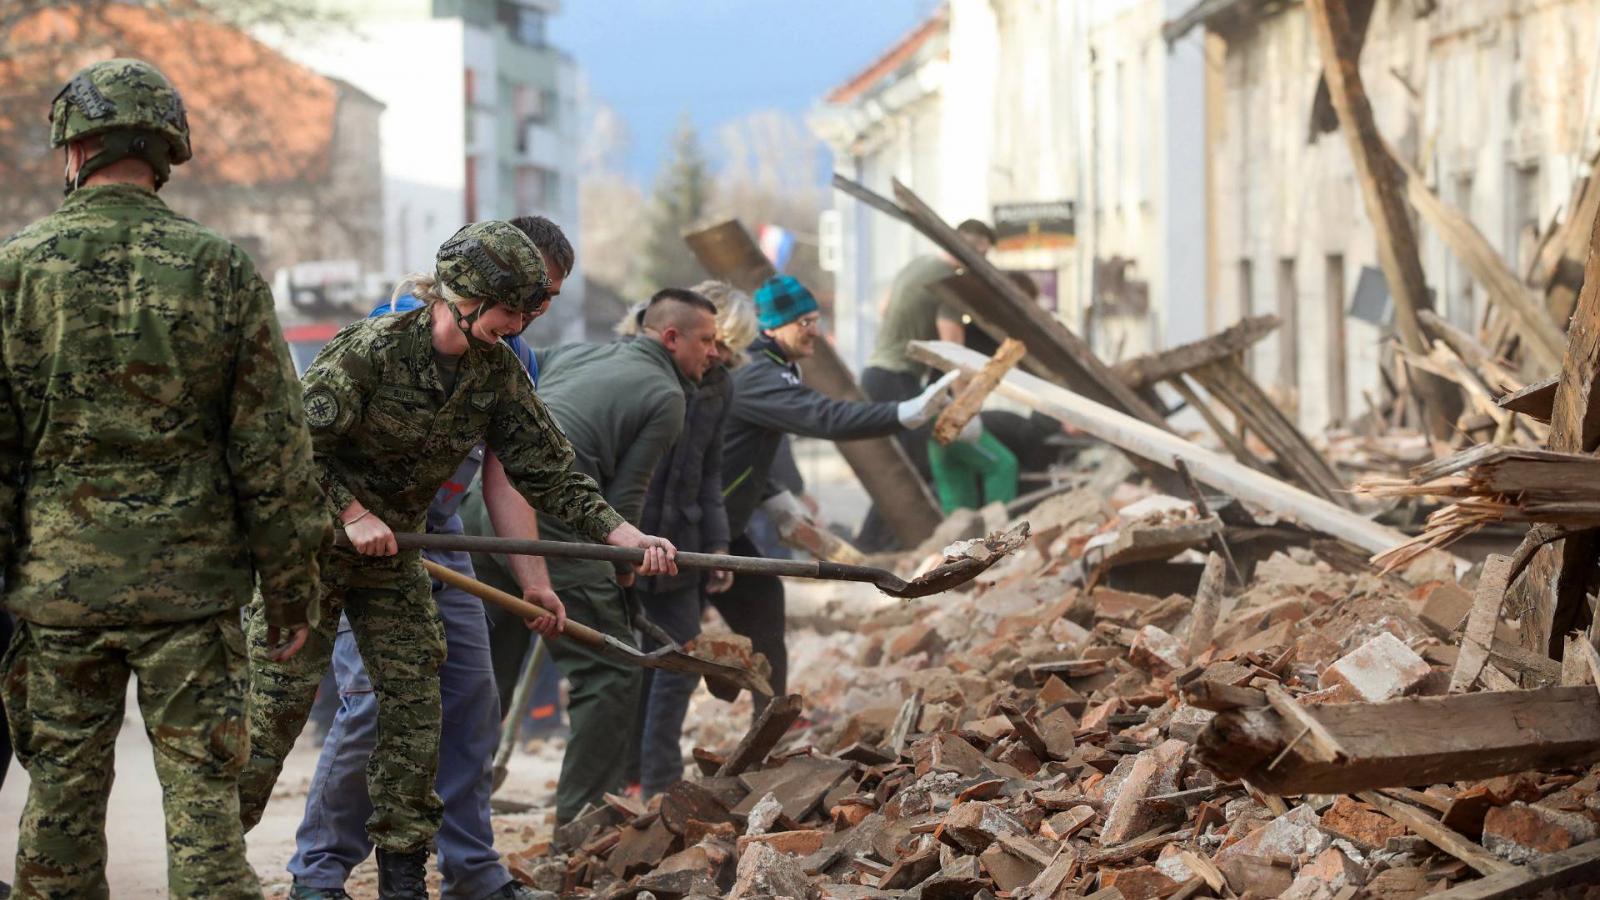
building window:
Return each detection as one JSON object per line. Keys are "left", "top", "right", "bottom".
{"left": 464, "top": 68, "right": 476, "bottom": 108}
{"left": 1448, "top": 174, "right": 1477, "bottom": 330}
{"left": 1325, "top": 254, "right": 1347, "bottom": 425}
{"left": 1238, "top": 259, "right": 1254, "bottom": 374}
{"left": 1277, "top": 258, "right": 1298, "bottom": 401}
{"left": 465, "top": 157, "right": 478, "bottom": 222}
{"left": 497, "top": 1, "right": 546, "bottom": 47}
{"left": 516, "top": 165, "right": 558, "bottom": 212}
{"left": 1507, "top": 162, "right": 1540, "bottom": 271}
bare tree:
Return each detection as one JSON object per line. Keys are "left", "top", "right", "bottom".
{"left": 0, "top": 1, "right": 375, "bottom": 278}
{"left": 712, "top": 108, "right": 831, "bottom": 296}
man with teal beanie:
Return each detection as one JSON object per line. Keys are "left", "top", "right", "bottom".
{"left": 714, "top": 276, "right": 957, "bottom": 715}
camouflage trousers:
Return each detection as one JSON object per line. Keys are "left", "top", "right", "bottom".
{"left": 238, "top": 561, "right": 446, "bottom": 852}
{"left": 0, "top": 612, "right": 258, "bottom": 900}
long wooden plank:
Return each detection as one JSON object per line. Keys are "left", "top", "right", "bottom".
{"left": 683, "top": 220, "right": 942, "bottom": 548}
{"left": 910, "top": 340, "right": 1412, "bottom": 556}
{"left": 1193, "top": 685, "right": 1600, "bottom": 796}
{"left": 1390, "top": 143, "right": 1565, "bottom": 371}
{"left": 1305, "top": 0, "right": 1451, "bottom": 438}
{"left": 1427, "top": 838, "right": 1600, "bottom": 899}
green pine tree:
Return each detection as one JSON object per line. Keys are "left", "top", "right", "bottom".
{"left": 636, "top": 115, "right": 713, "bottom": 295}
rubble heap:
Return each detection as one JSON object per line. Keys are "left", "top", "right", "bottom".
{"left": 505, "top": 491, "right": 1600, "bottom": 899}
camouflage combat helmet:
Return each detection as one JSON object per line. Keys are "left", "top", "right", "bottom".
{"left": 435, "top": 221, "right": 551, "bottom": 349}
{"left": 436, "top": 221, "right": 551, "bottom": 315}
{"left": 49, "top": 58, "right": 191, "bottom": 192}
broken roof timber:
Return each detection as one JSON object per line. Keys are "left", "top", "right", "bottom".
{"left": 909, "top": 339, "right": 1424, "bottom": 559}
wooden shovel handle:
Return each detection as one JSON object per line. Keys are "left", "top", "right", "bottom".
{"left": 419, "top": 558, "right": 607, "bottom": 651}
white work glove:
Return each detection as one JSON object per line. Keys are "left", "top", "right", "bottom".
{"left": 955, "top": 415, "right": 984, "bottom": 444}
{"left": 759, "top": 490, "right": 809, "bottom": 528}
{"left": 897, "top": 370, "right": 962, "bottom": 429}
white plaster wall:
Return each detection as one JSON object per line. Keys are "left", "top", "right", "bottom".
{"left": 1211, "top": 0, "right": 1600, "bottom": 433}
{"left": 259, "top": 19, "right": 467, "bottom": 275}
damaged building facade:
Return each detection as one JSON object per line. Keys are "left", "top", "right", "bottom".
{"left": 821, "top": 0, "right": 1600, "bottom": 435}
{"left": 1175, "top": 0, "right": 1600, "bottom": 431}
{"left": 812, "top": 0, "right": 1210, "bottom": 373}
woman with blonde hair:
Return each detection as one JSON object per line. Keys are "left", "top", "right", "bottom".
{"left": 627, "top": 279, "right": 757, "bottom": 797}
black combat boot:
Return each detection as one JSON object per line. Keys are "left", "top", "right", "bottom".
{"left": 375, "top": 847, "right": 429, "bottom": 899}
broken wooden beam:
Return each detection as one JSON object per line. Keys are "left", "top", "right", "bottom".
{"left": 1194, "top": 685, "right": 1600, "bottom": 795}
{"left": 1112, "top": 314, "right": 1280, "bottom": 391}
{"left": 934, "top": 338, "right": 1026, "bottom": 445}
{"left": 1389, "top": 143, "right": 1565, "bottom": 371}
{"left": 684, "top": 219, "right": 942, "bottom": 548}
{"left": 833, "top": 175, "right": 1171, "bottom": 432}
{"left": 910, "top": 340, "right": 1417, "bottom": 557}
{"left": 1305, "top": 0, "right": 1451, "bottom": 437}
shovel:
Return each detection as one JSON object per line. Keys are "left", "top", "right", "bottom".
{"left": 377, "top": 521, "right": 1030, "bottom": 600}
{"left": 415, "top": 557, "right": 775, "bottom": 697}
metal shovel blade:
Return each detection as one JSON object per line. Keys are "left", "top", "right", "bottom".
{"left": 593, "top": 633, "right": 773, "bottom": 696}
{"left": 877, "top": 522, "right": 1032, "bottom": 598}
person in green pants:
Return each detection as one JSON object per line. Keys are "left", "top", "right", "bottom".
{"left": 927, "top": 417, "right": 1020, "bottom": 513}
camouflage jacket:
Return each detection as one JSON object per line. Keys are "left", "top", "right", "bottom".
{"left": 0, "top": 184, "right": 331, "bottom": 628}
{"left": 302, "top": 305, "right": 624, "bottom": 582}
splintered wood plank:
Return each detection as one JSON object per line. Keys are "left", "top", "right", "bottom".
{"left": 1497, "top": 375, "right": 1558, "bottom": 424}
{"left": 717, "top": 693, "right": 803, "bottom": 777}
{"left": 1113, "top": 315, "right": 1281, "bottom": 390}
{"left": 1427, "top": 838, "right": 1600, "bottom": 899}
{"left": 1359, "top": 791, "right": 1512, "bottom": 877}
{"left": 1451, "top": 554, "right": 1514, "bottom": 692}
{"left": 910, "top": 340, "right": 1417, "bottom": 556}
{"left": 1190, "top": 358, "right": 1350, "bottom": 506}
{"left": 933, "top": 338, "right": 1026, "bottom": 444}
{"left": 1195, "top": 685, "right": 1600, "bottom": 795}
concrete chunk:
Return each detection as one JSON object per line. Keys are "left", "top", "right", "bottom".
{"left": 1319, "top": 632, "right": 1432, "bottom": 702}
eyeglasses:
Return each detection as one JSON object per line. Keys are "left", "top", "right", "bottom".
{"left": 794, "top": 313, "right": 821, "bottom": 330}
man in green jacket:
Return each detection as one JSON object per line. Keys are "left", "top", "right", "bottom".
{"left": 463, "top": 287, "right": 721, "bottom": 822}
{"left": 0, "top": 59, "right": 330, "bottom": 898}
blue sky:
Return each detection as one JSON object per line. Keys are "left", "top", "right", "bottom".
{"left": 550, "top": 0, "right": 940, "bottom": 184}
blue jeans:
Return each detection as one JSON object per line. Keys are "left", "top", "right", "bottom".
{"left": 635, "top": 584, "right": 703, "bottom": 796}
{"left": 288, "top": 550, "right": 508, "bottom": 899}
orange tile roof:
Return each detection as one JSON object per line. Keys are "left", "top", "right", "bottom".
{"left": 1, "top": 4, "right": 338, "bottom": 186}
{"left": 825, "top": 6, "right": 948, "bottom": 105}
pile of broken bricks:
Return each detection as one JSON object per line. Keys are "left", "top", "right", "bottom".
{"left": 504, "top": 489, "right": 1600, "bottom": 899}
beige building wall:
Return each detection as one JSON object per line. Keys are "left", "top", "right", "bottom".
{"left": 1206, "top": 0, "right": 1600, "bottom": 432}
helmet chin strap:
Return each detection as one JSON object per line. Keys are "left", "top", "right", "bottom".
{"left": 445, "top": 298, "right": 496, "bottom": 352}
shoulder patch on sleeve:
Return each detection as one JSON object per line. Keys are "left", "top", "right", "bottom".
{"left": 304, "top": 387, "right": 340, "bottom": 429}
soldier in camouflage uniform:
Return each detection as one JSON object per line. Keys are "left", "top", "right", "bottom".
{"left": 0, "top": 59, "right": 332, "bottom": 899}
{"left": 238, "top": 220, "right": 677, "bottom": 898}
